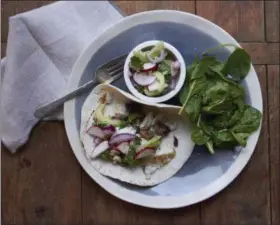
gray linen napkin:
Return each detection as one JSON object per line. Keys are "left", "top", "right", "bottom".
{"left": 0, "top": 1, "right": 123, "bottom": 153}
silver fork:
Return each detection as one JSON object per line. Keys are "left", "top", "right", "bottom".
{"left": 34, "top": 54, "right": 127, "bottom": 119}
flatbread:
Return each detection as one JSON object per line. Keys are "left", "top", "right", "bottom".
{"left": 80, "top": 84, "right": 194, "bottom": 186}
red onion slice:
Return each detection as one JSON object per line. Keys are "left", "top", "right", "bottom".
{"left": 103, "top": 125, "right": 116, "bottom": 138}
{"left": 109, "top": 133, "right": 136, "bottom": 146}
{"left": 87, "top": 126, "right": 105, "bottom": 139}
{"left": 147, "top": 50, "right": 166, "bottom": 64}
{"left": 133, "top": 73, "right": 156, "bottom": 86}
{"left": 134, "top": 147, "right": 155, "bottom": 160}
{"left": 91, "top": 141, "right": 109, "bottom": 158}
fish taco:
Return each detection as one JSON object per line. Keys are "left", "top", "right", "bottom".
{"left": 80, "top": 84, "right": 194, "bottom": 186}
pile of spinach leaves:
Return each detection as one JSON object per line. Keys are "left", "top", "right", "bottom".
{"left": 179, "top": 44, "right": 262, "bottom": 154}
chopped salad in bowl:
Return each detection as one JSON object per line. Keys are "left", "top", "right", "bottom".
{"left": 124, "top": 41, "right": 186, "bottom": 103}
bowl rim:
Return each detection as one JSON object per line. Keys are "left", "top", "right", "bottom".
{"left": 123, "top": 40, "right": 186, "bottom": 103}
{"left": 64, "top": 10, "right": 263, "bottom": 209}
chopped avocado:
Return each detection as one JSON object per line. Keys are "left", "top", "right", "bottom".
{"left": 142, "top": 136, "right": 162, "bottom": 148}
{"left": 149, "top": 41, "right": 165, "bottom": 59}
{"left": 94, "top": 104, "right": 126, "bottom": 127}
{"left": 144, "top": 71, "right": 165, "bottom": 96}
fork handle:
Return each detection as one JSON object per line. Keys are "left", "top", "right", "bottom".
{"left": 34, "top": 80, "right": 97, "bottom": 119}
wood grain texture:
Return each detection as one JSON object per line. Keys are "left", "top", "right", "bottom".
{"left": 265, "top": 0, "right": 280, "bottom": 42}
{"left": 200, "top": 66, "right": 271, "bottom": 225}
{"left": 82, "top": 171, "right": 200, "bottom": 225}
{"left": 114, "top": 0, "right": 195, "bottom": 15}
{"left": 1, "top": 42, "right": 7, "bottom": 58}
{"left": 267, "top": 65, "right": 280, "bottom": 225}
{"left": 1, "top": 1, "right": 279, "bottom": 225}
{"left": 240, "top": 43, "right": 280, "bottom": 65}
{"left": 196, "top": 1, "right": 265, "bottom": 42}
{"left": 1, "top": 122, "right": 82, "bottom": 225}
{"left": 1, "top": 0, "right": 54, "bottom": 42}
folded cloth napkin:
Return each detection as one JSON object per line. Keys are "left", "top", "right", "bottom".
{"left": 0, "top": 1, "right": 123, "bottom": 153}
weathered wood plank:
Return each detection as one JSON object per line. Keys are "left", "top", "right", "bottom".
{"left": 1, "top": 122, "right": 82, "bottom": 225}
{"left": 241, "top": 43, "right": 280, "bottom": 65}
{"left": 196, "top": 1, "right": 265, "bottom": 42}
{"left": 267, "top": 65, "right": 280, "bottom": 225}
{"left": 265, "top": 0, "right": 279, "bottom": 42}
{"left": 200, "top": 65, "right": 271, "bottom": 225}
{"left": 1, "top": 42, "right": 7, "bottom": 58}
{"left": 1, "top": 146, "right": 18, "bottom": 225}
{"left": 82, "top": 171, "right": 200, "bottom": 225}
{"left": 114, "top": 0, "right": 195, "bottom": 15}
{"left": 1, "top": 0, "right": 54, "bottom": 43}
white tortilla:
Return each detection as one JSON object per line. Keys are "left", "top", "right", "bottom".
{"left": 80, "top": 84, "right": 194, "bottom": 186}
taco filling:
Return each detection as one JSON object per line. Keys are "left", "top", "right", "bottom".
{"left": 85, "top": 91, "right": 177, "bottom": 173}
{"left": 80, "top": 84, "right": 194, "bottom": 186}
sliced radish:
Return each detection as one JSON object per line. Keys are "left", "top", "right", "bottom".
{"left": 91, "top": 141, "right": 109, "bottom": 158}
{"left": 133, "top": 73, "right": 156, "bottom": 86}
{"left": 94, "top": 137, "right": 102, "bottom": 145}
{"left": 148, "top": 80, "right": 160, "bottom": 91}
{"left": 172, "top": 60, "right": 180, "bottom": 70}
{"left": 134, "top": 148, "right": 155, "bottom": 160}
{"left": 171, "top": 68, "right": 179, "bottom": 77}
{"left": 109, "top": 133, "right": 136, "bottom": 146}
{"left": 116, "top": 142, "right": 130, "bottom": 154}
{"left": 141, "top": 63, "right": 157, "bottom": 72}
{"left": 103, "top": 125, "right": 116, "bottom": 138}
{"left": 87, "top": 126, "right": 105, "bottom": 139}
{"left": 170, "top": 78, "right": 177, "bottom": 90}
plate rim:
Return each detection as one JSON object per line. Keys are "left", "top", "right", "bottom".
{"left": 64, "top": 10, "right": 263, "bottom": 209}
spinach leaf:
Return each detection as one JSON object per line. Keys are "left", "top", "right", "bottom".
{"left": 212, "top": 129, "right": 235, "bottom": 143}
{"left": 202, "top": 43, "right": 240, "bottom": 56}
{"left": 231, "top": 132, "right": 250, "bottom": 147}
{"left": 191, "top": 128, "right": 210, "bottom": 145}
{"left": 209, "top": 66, "right": 246, "bottom": 93}
{"left": 179, "top": 77, "right": 207, "bottom": 114}
{"left": 202, "top": 99, "right": 235, "bottom": 115}
{"left": 197, "top": 117, "right": 215, "bottom": 154}
{"left": 231, "top": 105, "right": 262, "bottom": 133}
{"left": 211, "top": 98, "right": 244, "bottom": 129}
{"left": 222, "top": 48, "right": 251, "bottom": 81}
{"left": 190, "top": 56, "right": 217, "bottom": 81}
{"left": 185, "top": 95, "right": 202, "bottom": 123}
{"left": 205, "top": 141, "right": 215, "bottom": 154}
{"left": 202, "top": 80, "right": 232, "bottom": 105}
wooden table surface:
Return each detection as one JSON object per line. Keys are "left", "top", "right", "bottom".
{"left": 1, "top": 1, "right": 279, "bottom": 225}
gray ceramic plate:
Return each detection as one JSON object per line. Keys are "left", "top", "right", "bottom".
{"left": 64, "top": 10, "right": 263, "bottom": 209}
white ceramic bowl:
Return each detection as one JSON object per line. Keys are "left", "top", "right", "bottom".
{"left": 123, "top": 40, "right": 186, "bottom": 103}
